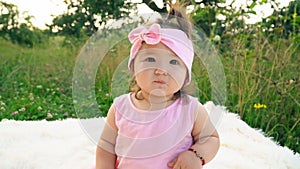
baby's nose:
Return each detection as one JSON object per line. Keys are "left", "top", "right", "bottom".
{"left": 154, "top": 68, "right": 168, "bottom": 75}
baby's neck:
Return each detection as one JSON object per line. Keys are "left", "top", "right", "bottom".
{"left": 132, "top": 91, "right": 175, "bottom": 111}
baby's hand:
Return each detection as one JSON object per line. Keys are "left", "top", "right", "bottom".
{"left": 167, "top": 150, "right": 203, "bottom": 169}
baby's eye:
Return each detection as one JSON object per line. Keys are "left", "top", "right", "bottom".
{"left": 146, "top": 57, "right": 156, "bottom": 62}
{"left": 170, "top": 59, "right": 180, "bottom": 65}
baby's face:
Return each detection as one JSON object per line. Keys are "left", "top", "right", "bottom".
{"left": 133, "top": 43, "right": 187, "bottom": 97}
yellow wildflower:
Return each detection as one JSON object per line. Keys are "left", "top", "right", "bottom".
{"left": 293, "top": 13, "right": 297, "bottom": 19}
{"left": 254, "top": 103, "right": 267, "bottom": 109}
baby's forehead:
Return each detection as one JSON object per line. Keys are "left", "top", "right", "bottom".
{"left": 140, "top": 42, "right": 177, "bottom": 55}
{"left": 137, "top": 48, "right": 175, "bottom": 56}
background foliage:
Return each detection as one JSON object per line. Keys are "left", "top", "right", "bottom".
{"left": 49, "top": 0, "right": 135, "bottom": 37}
{"left": 0, "top": 1, "right": 47, "bottom": 47}
{"left": 0, "top": 0, "right": 299, "bottom": 153}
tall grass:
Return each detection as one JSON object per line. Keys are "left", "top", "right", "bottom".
{"left": 217, "top": 28, "right": 299, "bottom": 152}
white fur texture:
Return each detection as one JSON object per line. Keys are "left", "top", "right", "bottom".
{"left": 0, "top": 101, "right": 299, "bottom": 169}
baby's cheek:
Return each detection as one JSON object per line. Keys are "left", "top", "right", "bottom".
{"left": 169, "top": 69, "right": 187, "bottom": 85}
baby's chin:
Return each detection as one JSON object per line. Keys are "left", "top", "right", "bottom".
{"left": 147, "top": 89, "right": 173, "bottom": 99}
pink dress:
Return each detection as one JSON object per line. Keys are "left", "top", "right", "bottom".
{"left": 113, "top": 93, "right": 198, "bottom": 169}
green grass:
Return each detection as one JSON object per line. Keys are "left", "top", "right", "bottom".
{"left": 0, "top": 37, "right": 78, "bottom": 120}
{"left": 219, "top": 31, "right": 300, "bottom": 152}
{"left": 0, "top": 31, "right": 299, "bottom": 154}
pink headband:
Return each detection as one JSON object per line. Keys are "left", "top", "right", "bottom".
{"left": 128, "top": 23, "right": 194, "bottom": 85}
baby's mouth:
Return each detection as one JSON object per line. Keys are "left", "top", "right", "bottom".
{"left": 153, "top": 80, "right": 167, "bottom": 84}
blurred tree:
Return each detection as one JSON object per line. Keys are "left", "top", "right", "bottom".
{"left": 0, "top": 1, "right": 46, "bottom": 47}
{"left": 48, "top": 0, "right": 297, "bottom": 40}
{"left": 142, "top": 0, "right": 223, "bottom": 12}
{"left": 143, "top": 0, "right": 297, "bottom": 40}
{"left": 0, "top": 2, "right": 20, "bottom": 35}
{"left": 142, "top": 0, "right": 229, "bottom": 37}
{"left": 49, "top": 0, "right": 135, "bottom": 38}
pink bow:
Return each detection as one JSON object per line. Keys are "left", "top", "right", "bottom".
{"left": 128, "top": 23, "right": 162, "bottom": 45}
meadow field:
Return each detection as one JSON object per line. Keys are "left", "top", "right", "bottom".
{"left": 0, "top": 28, "right": 299, "bottom": 154}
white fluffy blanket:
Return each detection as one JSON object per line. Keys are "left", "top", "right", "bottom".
{"left": 0, "top": 102, "right": 299, "bottom": 169}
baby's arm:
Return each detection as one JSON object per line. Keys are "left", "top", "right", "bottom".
{"left": 190, "top": 102, "right": 220, "bottom": 164}
{"left": 96, "top": 105, "right": 118, "bottom": 169}
{"left": 168, "top": 102, "right": 220, "bottom": 168}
